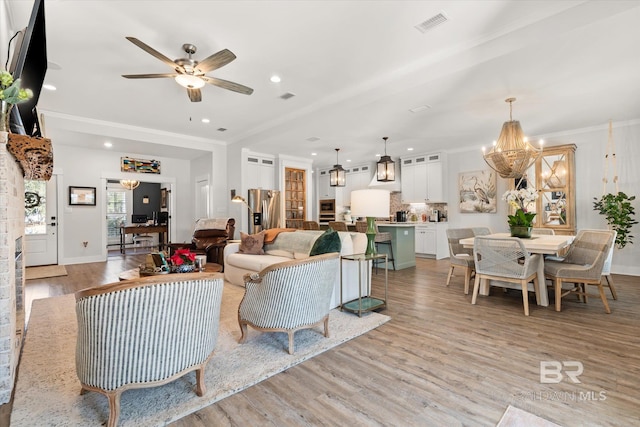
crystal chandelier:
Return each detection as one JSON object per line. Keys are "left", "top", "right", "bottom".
{"left": 483, "top": 98, "right": 542, "bottom": 179}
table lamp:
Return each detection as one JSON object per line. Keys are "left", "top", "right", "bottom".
{"left": 350, "top": 189, "right": 390, "bottom": 255}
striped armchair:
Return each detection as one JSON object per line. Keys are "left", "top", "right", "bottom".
{"left": 75, "top": 273, "right": 224, "bottom": 427}
{"left": 238, "top": 252, "right": 340, "bottom": 354}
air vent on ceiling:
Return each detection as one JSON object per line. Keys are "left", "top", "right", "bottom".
{"left": 217, "top": 127, "right": 227, "bottom": 132}
{"left": 409, "top": 105, "right": 432, "bottom": 113}
{"left": 306, "top": 137, "right": 320, "bottom": 142}
{"left": 279, "top": 92, "right": 296, "bottom": 100}
{"left": 414, "top": 12, "right": 448, "bottom": 33}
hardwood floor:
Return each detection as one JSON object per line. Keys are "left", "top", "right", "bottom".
{"left": 11, "top": 255, "right": 640, "bottom": 426}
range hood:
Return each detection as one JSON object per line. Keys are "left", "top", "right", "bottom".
{"left": 368, "top": 165, "right": 402, "bottom": 192}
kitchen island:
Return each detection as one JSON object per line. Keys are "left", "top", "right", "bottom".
{"left": 376, "top": 223, "right": 416, "bottom": 270}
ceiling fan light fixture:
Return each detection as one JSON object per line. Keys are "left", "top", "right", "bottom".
{"left": 175, "top": 74, "right": 205, "bottom": 89}
{"left": 483, "top": 98, "right": 542, "bottom": 179}
{"left": 377, "top": 136, "right": 395, "bottom": 182}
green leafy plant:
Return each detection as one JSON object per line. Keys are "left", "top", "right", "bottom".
{"left": 593, "top": 192, "right": 638, "bottom": 249}
{"left": 507, "top": 209, "right": 537, "bottom": 227}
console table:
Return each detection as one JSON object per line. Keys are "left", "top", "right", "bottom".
{"left": 120, "top": 224, "right": 168, "bottom": 254}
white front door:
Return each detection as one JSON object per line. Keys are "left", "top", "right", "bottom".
{"left": 25, "top": 176, "right": 58, "bottom": 266}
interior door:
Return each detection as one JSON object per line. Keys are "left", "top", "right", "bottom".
{"left": 195, "top": 177, "right": 210, "bottom": 219}
{"left": 25, "top": 176, "right": 58, "bottom": 266}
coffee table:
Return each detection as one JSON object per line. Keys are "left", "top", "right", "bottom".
{"left": 118, "top": 263, "right": 222, "bottom": 281}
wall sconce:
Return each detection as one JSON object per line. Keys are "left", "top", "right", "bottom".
{"left": 329, "top": 148, "right": 346, "bottom": 187}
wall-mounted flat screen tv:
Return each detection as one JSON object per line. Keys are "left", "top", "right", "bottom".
{"left": 9, "top": 0, "right": 47, "bottom": 137}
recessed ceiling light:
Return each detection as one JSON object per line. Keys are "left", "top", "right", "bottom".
{"left": 311, "top": 152, "right": 317, "bottom": 156}
{"left": 346, "top": 159, "right": 352, "bottom": 162}
{"left": 375, "top": 153, "right": 381, "bottom": 157}
{"left": 104, "top": 142, "right": 112, "bottom": 148}
{"left": 201, "top": 118, "right": 210, "bottom": 123}
{"left": 306, "top": 137, "right": 320, "bottom": 142}
{"left": 42, "top": 83, "right": 56, "bottom": 91}
{"left": 407, "top": 147, "right": 414, "bottom": 151}
{"left": 270, "top": 75, "right": 281, "bottom": 83}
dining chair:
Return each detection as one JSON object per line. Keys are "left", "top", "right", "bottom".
{"left": 472, "top": 227, "right": 492, "bottom": 236}
{"left": 302, "top": 220, "right": 320, "bottom": 230}
{"left": 471, "top": 236, "right": 541, "bottom": 316}
{"left": 328, "top": 221, "right": 348, "bottom": 232}
{"left": 355, "top": 221, "right": 396, "bottom": 271}
{"left": 543, "top": 229, "right": 615, "bottom": 313}
{"left": 445, "top": 228, "right": 476, "bottom": 294}
{"left": 532, "top": 227, "right": 555, "bottom": 235}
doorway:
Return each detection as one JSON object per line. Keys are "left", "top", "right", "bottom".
{"left": 24, "top": 176, "right": 58, "bottom": 266}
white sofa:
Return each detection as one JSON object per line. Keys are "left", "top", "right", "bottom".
{"left": 224, "top": 230, "right": 369, "bottom": 309}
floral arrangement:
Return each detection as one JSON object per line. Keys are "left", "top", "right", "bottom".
{"left": 0, "top": 70, "right": 33, "bottom": 104}
{"left": 502, "top": 188, "right": 539, "bottom": 227}
{"left": 169, "top": 248, "right": 196, "bottom": 266}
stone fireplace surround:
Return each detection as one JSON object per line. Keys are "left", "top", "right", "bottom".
{"left": 0, "top": 131, "right": 26, "bottom": 404}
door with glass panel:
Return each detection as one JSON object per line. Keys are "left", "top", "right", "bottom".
{"left": 25, "top": 177, "right": 58, "bottom": 266}
{"left": 106, "top": 183, "right": 129, "bottom": 249}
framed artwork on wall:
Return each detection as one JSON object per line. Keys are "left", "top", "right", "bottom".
{"left": 121, "top": 157, "right": 161, "bottom": 174}
{"left": 69, "top": 186, "right": 96, "bottom": 206}
{"left": 161, "top": 188, "right": 167, "bottom": 208}
{"left": 458, "top": 170, "right": 497, "bottom": 213}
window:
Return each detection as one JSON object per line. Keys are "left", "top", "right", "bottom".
{"left": 107, "top": 187, "right": 127, "bottom": 245}
{"left": 25, "top": 180, "right": 47, "bottom": 235}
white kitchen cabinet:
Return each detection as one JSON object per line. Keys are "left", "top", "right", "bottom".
{"left": 317, "top": 169, "right": 335, "bottom": 199}
{"left": 401, "top": 153, "right": 445, "bottom": 203}
{"left": 338, "top": 164, "right": 372, "bottom": 206}
{"left": 415, "top": 223, "right": 449, "bottom": 259}
{"left": 246, "top": 154, "right": 275, "bottom": 190}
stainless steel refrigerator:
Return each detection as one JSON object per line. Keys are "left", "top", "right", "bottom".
{"left": 247, "top": 189, "right": 281, "bottom": 234}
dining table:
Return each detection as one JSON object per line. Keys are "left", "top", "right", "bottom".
{"left": 459, "top": 232, "right": 575, "bottom": 307}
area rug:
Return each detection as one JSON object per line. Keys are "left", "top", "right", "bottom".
{"left": 11, "top": 284, "right": 390, "bottom": 426}
{"left": 496, "top": 405, "right": 562, "bottom": 427}
{"left": 25, "top": 264, "right": 68, "bottom": 280}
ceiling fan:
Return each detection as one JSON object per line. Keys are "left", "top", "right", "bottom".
{"left": 122, "top": 36, "right": 254, "bottom": 102}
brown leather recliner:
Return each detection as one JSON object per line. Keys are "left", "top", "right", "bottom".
{"left": 170, "top": 218, "right": 235, "bottom": 268}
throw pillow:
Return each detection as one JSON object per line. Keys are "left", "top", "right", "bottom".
{"left": 309, "top": 228, "right": 342, "bottom": 256}
{"left": 239, "top": 231, "right": 265, "bottom": 255}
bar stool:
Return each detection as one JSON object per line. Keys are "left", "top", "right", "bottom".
{"left": 355, "top": 221, "right": 395, "bottom": 272}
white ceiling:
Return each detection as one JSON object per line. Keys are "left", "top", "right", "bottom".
{"left": 6, "top": 1, "right": 640, "bottom": 167}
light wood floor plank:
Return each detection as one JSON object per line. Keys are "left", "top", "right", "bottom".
{"left": 8, "top": 254, "right": 639, "bottom": 427}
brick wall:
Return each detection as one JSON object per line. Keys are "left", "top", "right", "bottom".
{"left": 0, "top": 132, "right": 26, "bottom": 404}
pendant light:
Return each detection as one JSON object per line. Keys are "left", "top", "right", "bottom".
{"left": 120, "top": 179, "right": 140, "bottom": 190}
{"left": 329, "top": 148, "right": 346, "bottom": 187}
{"left": 482, "top": 98, "right": 542, "bottom": 179}
{"left": 376, "top": 136, "right": 395, "bottom": 182}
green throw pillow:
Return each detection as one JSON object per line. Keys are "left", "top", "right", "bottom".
{"left": 309, "top": 228, "right": 342, "bottom": 256}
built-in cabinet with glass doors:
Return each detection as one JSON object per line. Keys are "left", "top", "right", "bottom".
{"left": 285, "top": 168, "right": 306, "bottom": 229}
{"left": 512, "top": 144, "right": 576, "bottom": 235}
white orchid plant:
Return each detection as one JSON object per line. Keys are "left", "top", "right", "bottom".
{"left": 502, "top": 188, "right": 539, "bottom": 227}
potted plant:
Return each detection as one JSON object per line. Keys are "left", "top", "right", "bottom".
{"left": 0, "top": 70, "right": 33, "bottom": 133}
{"left": 502, "top": 188, "right": 539, "bottom": 238}
{"left": 593, "top": 192, "right": 638, "bottom": 249}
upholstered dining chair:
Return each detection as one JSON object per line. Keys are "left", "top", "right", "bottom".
{"left": 355, "top": 221, "right": 396, "bottom": 271}
{"left": 302, "top": 220, "right": 320, "bottom": 230}
{"left": 238, "top": 252, "right": 340, "bottom": 354}
{"left": 328, "top": 221, "right": 348, "bottom": 231}
{"left": 445, "top": 228, "right": 476, "bottom": 294}
{"left": 532, "top": 227, "right": 555, "bottom": 235}
{"left": 471, "top": 236, "right": 541, "bottom": 316}
{"left": 472, "top": 227, "right": 492, "bottom": 236}
{"left": 544, "top": 229, "right": 615, "bottom": 313}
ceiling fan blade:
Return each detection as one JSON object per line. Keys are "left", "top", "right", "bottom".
{"left": 196, "top": 49, "right": 236, "bottom": 73}
{"left": 187, "top": 88, "right": 202, "bottom": 102}
{"left": 201, "top": 76, "right": 254, "bottom": 95}
{"left": 125, "top": 37, "right": 179, "bottom": 70}
{"left": 122, "top": 73, "right": 178, "bottom": 79}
